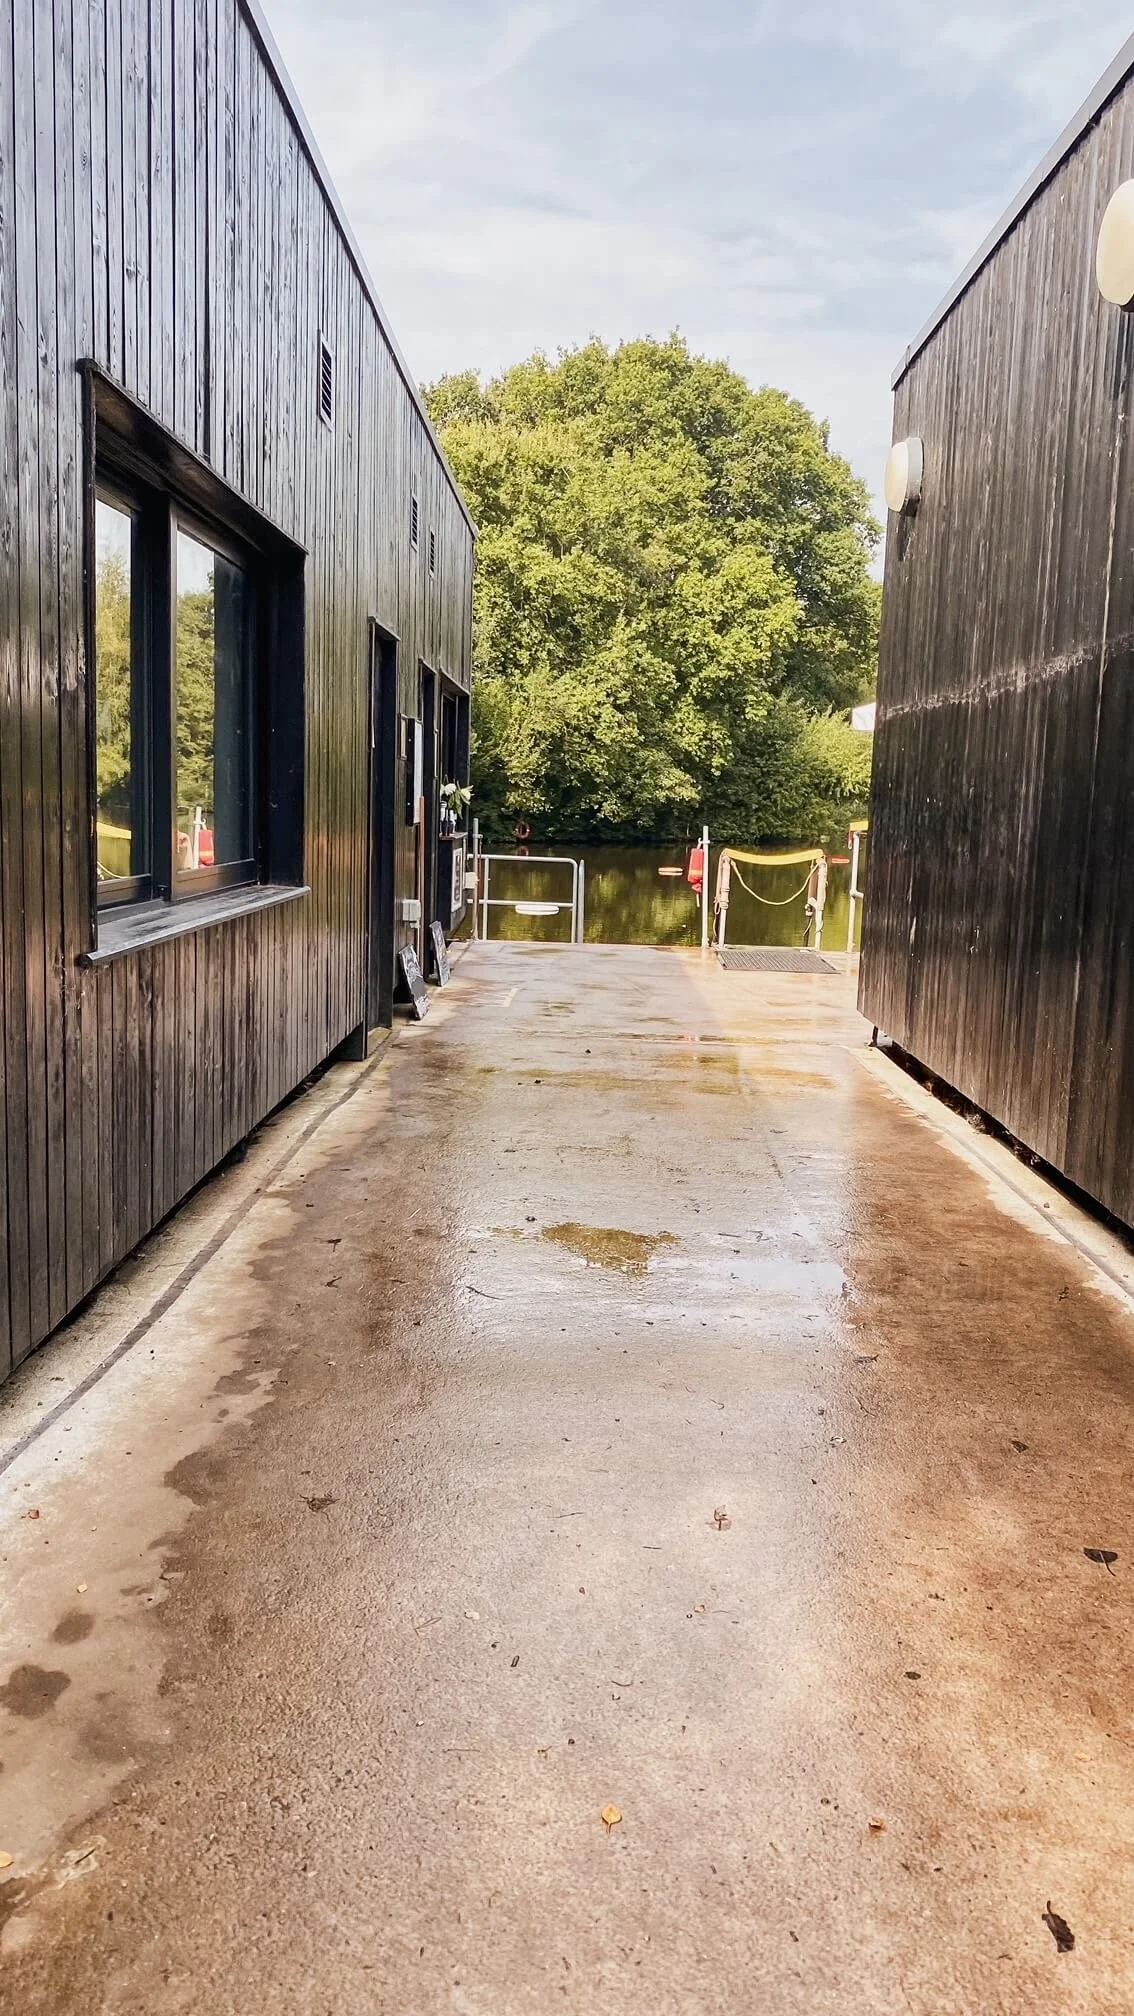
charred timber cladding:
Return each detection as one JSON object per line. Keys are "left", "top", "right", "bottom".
{"left": 0, "top": 0, "right": 475, "bottom": 1380}
{"left": 862, "top": 29, "right": 1134, "bottom": 1229}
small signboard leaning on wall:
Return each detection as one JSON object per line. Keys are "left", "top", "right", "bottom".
{"left": 398, "top": 942, "right": 430, "bottom": 1019}
{"left": 430, "top": 920, "right": 451, "bottom": 986}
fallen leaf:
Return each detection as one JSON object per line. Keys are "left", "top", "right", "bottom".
{"left": 76, "top": 1582, "right": 87, "bottom": 1594}
{"left": 1042, "top": 1902, "right": 1074, "bottom": 1952}
{"left": 601, "top": 1804, "right": 622, "bottom": 1833}
{"left": 304, "top": 1494, "right": 336, "bottom": 1513}
{"left": 1074, "top": 1751, "right": 1090, "bottom": 1762}
{"left": 693, "top": 1603, "right": 706, "bottom": 1614}
{"left": 0, "top": 1852, "right": 14, "bottom": 1870}
{"left": 713, "top": 1508, "right": 731, "bottom": 1530}
{"left": 1084, "top": 1549, "right": 1118, "bottom": 1574}
{"left": 24, "top": 1509, "right": 40, "bottom": 1521}
{"left": 464, "top": 1610, "right": 480, "bottom": 1622}
{"left": 868, "top": 1818, "right": 886, "bottom": 1833}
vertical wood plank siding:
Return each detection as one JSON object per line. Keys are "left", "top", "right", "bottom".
{"left": 0, "top": 0, "right": 475, "bottom": 1377}
{"left": 860, "top": 67, "right": 1134, "bottom": 1226}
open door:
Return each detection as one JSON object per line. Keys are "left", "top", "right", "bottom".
{"left": 420, "top": 666, "right": 438, "bottom": 951}
{"left": 367, "top": 626, "right": 397, "bottom": 1031}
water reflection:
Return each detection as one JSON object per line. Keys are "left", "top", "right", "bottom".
{"left": 480, "top": 842, "right": 868, "bottom": 949}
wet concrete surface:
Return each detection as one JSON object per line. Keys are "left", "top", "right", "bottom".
{"left": 2, "top": 943, "right": 1134, "bottom": 2013}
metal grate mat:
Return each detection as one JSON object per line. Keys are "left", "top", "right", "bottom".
{"left": 715, "top": 947, "right": 836, "bottom": 973}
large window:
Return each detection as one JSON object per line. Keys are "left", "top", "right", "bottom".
{"left": 86, "top": 365, "right": 307, "bottom": 929}
{"left": 92, "top": 482, "right": 264, "bottom": 907}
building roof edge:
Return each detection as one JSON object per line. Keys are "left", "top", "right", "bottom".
{"left": 892, "top": 31, "right": 1134, "bottom": 391}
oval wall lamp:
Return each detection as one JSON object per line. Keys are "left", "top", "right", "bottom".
{"left": 884, "top": 436, "right": 923, "bottom": 514}
{"left": 1096, "top": 180, "right": 1134, "bottom": 306}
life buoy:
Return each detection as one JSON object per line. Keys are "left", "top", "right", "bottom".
{"left": 513, "top": 819, "right": 531, "bottom": 841}
{"left": 686, "top": 844, "right": 704, "bottom": 894}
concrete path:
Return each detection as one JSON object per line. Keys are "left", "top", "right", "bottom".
{"left": 2, "top": 943, "right": 1133, "bottom": 2014}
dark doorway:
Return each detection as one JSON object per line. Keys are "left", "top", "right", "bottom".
{"left": 367, "top": 626, "right": 398, "bottom": 1030}
{"left": 420, "top": 664, "right": 438, "bottom": 954}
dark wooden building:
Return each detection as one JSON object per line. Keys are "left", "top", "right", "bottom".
{"left": 862, "top": 32, "right": 1134, "bottom": 1228}
{"left": 0, "top": 0, "right": 475, "bottom": 1380}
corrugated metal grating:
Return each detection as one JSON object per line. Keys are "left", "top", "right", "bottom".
{"left": 716, "top": 947, "right": 836, "bottom": 973}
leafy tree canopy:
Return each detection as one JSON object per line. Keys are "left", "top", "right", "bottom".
{"left": 426, "top": 335, "right": 879, "bottom": 844}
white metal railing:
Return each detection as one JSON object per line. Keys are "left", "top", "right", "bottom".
{"left": 476, "top": 849, "right": 585, "bottom": 943}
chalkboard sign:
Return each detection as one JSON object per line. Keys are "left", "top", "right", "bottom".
{"left": 398, "top": 943, "right": 430, "bottom": 1019}
{"left": 430, "top": 920, "right": 451, "bottom": 986}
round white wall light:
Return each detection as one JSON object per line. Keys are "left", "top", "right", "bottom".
{"left": 1096, "top": 180, "right": 1134, "bottom": 306}
{"left": 884, "top": 436, "right": 923, "bottom": 514}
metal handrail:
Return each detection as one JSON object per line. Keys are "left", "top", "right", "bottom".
{"left": 479, "top": 854, "right": 585, "bottom": 943}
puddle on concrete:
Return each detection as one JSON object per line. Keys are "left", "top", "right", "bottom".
{"left": 653, "top": 1253, "right": 846, "bottom": 1295}
{"left": 541, "top": 1223, "right": 678, "bottom": 1273}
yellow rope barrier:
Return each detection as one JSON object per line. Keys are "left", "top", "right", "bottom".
{"left": 730, "top": 864, "right": 817, "bottom": 907}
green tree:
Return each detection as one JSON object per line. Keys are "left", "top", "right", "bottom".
{"left": 426, "top": 336, "right": 879, "bottom": 843}
{"left": 93, "top": 548, "right": 132, "bottom": 819}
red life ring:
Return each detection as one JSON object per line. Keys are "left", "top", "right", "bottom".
{"left": 513, "top": 819, "right": 531, "bottom": 841}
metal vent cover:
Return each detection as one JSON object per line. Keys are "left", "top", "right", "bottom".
{"left": 411, "top": 495, "right": 419, "bottom": 548}
{"left": 318, "top": 337, "right": 334, "bottom": 425}
{"left": 716, "top": 946, "right": 836, "bottom": 973}
{"left": 429, "top": 528, "right": 436, "bottom": 574}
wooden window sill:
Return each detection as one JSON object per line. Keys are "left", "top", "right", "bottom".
{"left": 81, "top": 883, "right": 310, "bottom": 965}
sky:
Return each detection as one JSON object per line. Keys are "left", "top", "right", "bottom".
{"left": 263, "top": 1, "right": 1134, "bottom": 526}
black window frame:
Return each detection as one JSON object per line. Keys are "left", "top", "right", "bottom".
{"left": 82, "top": 362, "right": 309, "bottom": 942}
{"left": 92, "top": 477, "right": 154, "bottom": 908}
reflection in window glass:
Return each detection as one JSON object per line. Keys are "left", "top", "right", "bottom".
{"left": 175, "top": 529, "right": 255, "bottom": 875}
{"left": 94, "top": 497, "right": 137, "bottom": 884}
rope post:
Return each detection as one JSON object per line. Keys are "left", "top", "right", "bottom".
{"left": 715, "top": 852, "right": 731, "bottom": 948}
{"left": 810, "top": 857, "right": 828, "bottom": 951}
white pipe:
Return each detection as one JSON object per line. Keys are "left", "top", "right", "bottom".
{"left": 847, "top": 829, "right": 861, "bottom": 955}
{"left": 700, "top": 824, "right": 710, "bottom": 951}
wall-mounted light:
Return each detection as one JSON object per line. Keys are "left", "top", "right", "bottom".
{"left": 1096, "top": 180, "right": 1134, "bottom": 307}
{"left": 884, "top": 436, "right": 923, "bottom": 514}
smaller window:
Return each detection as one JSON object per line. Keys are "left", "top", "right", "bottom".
{"left": 94, "top": 492, "right": 148, "bottom": 902}
{"left": 429, "top": 529, "right": 436, "bottom": 576}
{"left": 411, "top": 495, "right": 419, "bottom": 549}
{"left": 318, "top": 337, "right": 334, "bottom": 426}
{"left": 173, "top": 524, "right": 257, "bottom": 889}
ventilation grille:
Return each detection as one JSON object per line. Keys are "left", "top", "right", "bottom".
{"left": 411, "top": 495, "right": 419, "bottom": 548}
{"left": 318, "top": 337, "right": 334, "bottom": 425}
{"left": 428, "top": 529, "right": 436, "bottom": 575}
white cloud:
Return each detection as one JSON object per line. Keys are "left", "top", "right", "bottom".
{"left": 262, "top": 0, "right": 1134, "bottom": 530}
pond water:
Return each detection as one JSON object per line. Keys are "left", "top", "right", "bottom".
{"left": 476, "top": 841, "right": 868, "bottom": 950}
